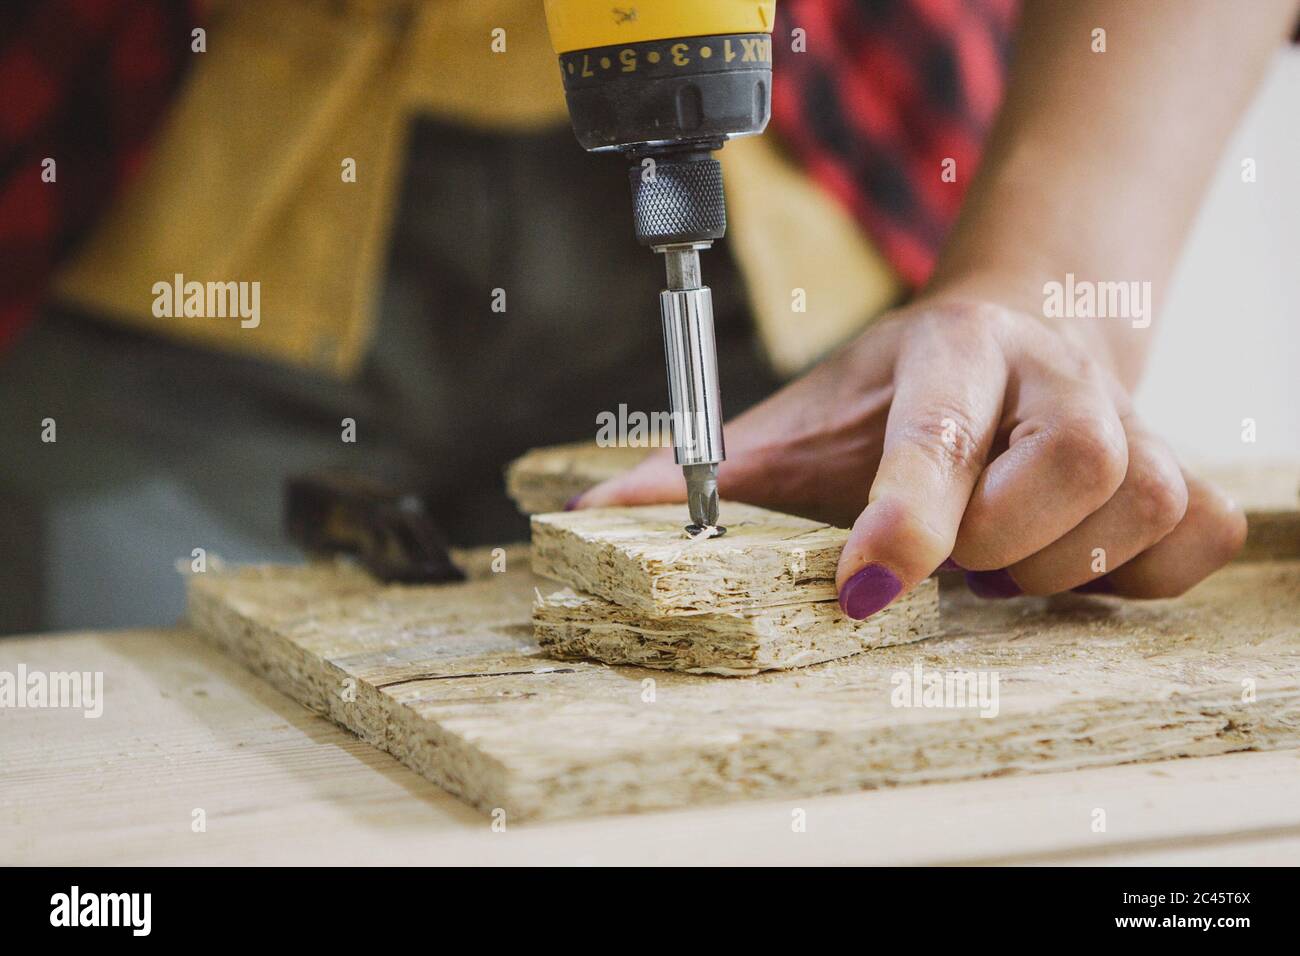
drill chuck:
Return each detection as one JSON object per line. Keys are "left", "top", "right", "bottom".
{"left": 630, "top": 153, "right": 727, "bottom": 248}
{"left": 660, "top": 245, "right": 725, "bottom": 532}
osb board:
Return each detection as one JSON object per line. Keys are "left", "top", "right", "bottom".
{"left": 506, "top": 445, "right": 1300, "bottom": 560}
{"left": 9, "top": 625, "right": 1300, "bottom": 864}
{"left": 1209, "top": 462, "right": 1300, "bottom": 560}
{"left": 531, "top": 503, "right": 845, "bottom": 614}
{"left": 529, "top": 501, "right": 937, "bottom": 673}
{"left": 188, "top": 558, "right": 1300, "bottom": 821}
{"left": 505, "top": 442, "right": 650, "bottom": 514}
{"left": 534, "top": 581, "right": 938, "bottom": 675}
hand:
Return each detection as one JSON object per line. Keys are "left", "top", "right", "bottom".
{"left": 574, "top": 296, "right": 1247, "bottom": 619}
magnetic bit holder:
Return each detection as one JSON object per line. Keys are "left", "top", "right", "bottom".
{"left": 285, "top": 472, "right": 464, "bottom": 584}
{"left": 630, "top": 155, "right": 730, "bottom": 535}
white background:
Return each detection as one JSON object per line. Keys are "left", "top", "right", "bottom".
{"left": 1138, "top": 49, "right": 1299, "bottom": 466}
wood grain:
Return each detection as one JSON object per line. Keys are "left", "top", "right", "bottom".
{"left": 186, "top": 556, "right": 1300, "bottom": 821}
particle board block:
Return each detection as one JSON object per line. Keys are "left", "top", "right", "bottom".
{"left": 505, "top": 442, "right": 650, "bottom": 515}
{"left": 531, "top": 503, "right": 844, "bottom": 616}
{"left": 533, "top": 579, "right": 939, "bottom": 676}
{"left": 188, "top": 558, "right": 1300, "bottom": 821}
{"left": 1208, "top": 461, "right": 1300, "bottom": 561}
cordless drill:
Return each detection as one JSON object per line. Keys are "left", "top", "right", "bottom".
{"left": 543, "top": 0, "right": 776, "bottom": 534}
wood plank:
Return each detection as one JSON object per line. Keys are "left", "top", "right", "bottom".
{"left": 4, "top": 627, "right": 1300, "bottom": 864}
{"left": 531, "top": 503, "right": 846, "bottom": 615}
{"left": 185, "top": 556, "right": 1300, "bottom": 821}
{"left": 534, "top": 580, "right": 939, "bottom": 675}
{"left": 506, "top": 445, "right": 1300, "bottom": 560}
{"left": 1210, "top": 461, "right": 1300, "bottom": 561}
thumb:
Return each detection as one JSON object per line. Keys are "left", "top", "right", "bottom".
{"left": 572, "top": 448, "right": 685, "bottom": 508}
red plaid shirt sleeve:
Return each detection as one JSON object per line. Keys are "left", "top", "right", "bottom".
{"left": 772, "top": 0, "right": 1020, "bottom": 288}
{"left": 0, "top": 0, "right": 196, "bottom": 347}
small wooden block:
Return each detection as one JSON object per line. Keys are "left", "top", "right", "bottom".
{"left": 1208, "top": 462, "right": 1300, "bottom": 561}
{"left": 505, "top": 442, "right": 650, "bottom": 515}
{"left": 534, "top": 579, "right": 939, "bottom": 675}
{"left": 531, "top": 502, "right": 846, "bottom": 616}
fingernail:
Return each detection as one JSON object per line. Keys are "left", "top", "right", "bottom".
{"left": 965, "top": 568, "right": 1022, "bottom": 599}
{"left": 839, "top": 564, "right": 904, "bottom": 620}
{"left": 1073, "top": 575, "right": 1114, "bottom": 595}
{"left": 564, "top": 495, "right": 583, "bottom": 511}
{"left": 938, "top": 557, "right": 964, "bottom": 572}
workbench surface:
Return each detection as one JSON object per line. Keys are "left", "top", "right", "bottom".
{"left": 4, "top": 628, "right": 1299, "bottom": 866}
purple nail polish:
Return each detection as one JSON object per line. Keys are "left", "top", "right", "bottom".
{"left": 839, "top": 564, "right": 904, "bottom": 620}
{"left": 965, "top": 568, "right": 1022, "bottom": 599}
{"left": 1073, "top": 575, "right": 1114, "bottom": 595}
{"left": 564, "top": 495, "right": 583, "bottom": 511}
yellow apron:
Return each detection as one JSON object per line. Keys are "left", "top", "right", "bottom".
{"left": 54, "top": 0, "right": 900, "bottom": 378}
